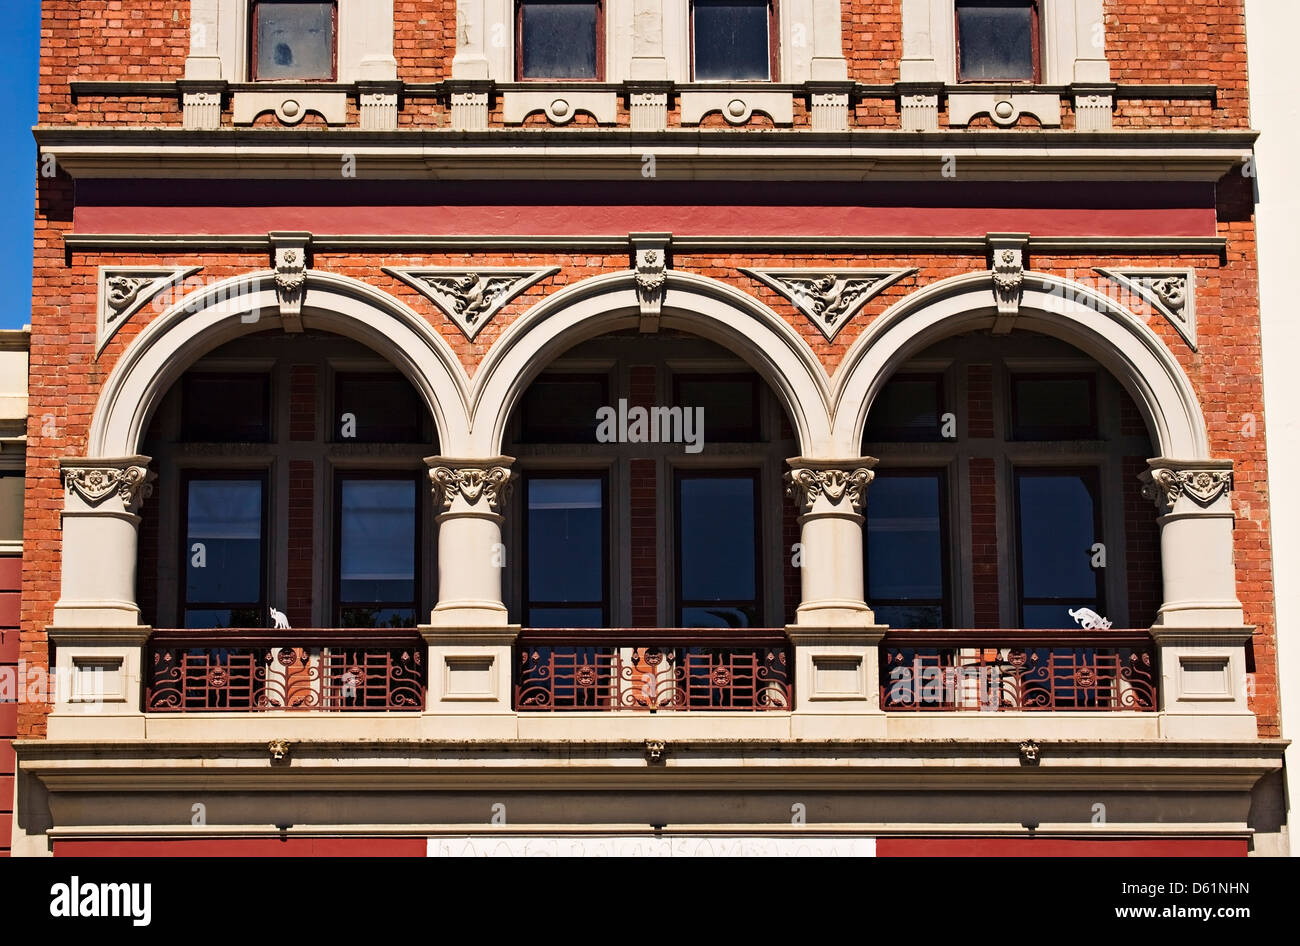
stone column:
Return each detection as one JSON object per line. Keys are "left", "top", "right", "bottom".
{"left": 421, "top": 457, "right": 518, "bottom": 734}
{"left": 47, "top": 457, "right": 157, "bottom": 739}
{"left": 785, "top": 458, "right": 887, "bottom": 737}
{"left": 1139, "top": 458, "right": 1256, "bottom": 739}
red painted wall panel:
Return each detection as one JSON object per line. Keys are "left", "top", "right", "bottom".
{"left": 0, "top": 557, "right": 20, "bottom": 590}
{"left": 876, "top": 837, "right": 1248, "bottom": 857}
{"left": 53, "top": 837, "right": 428, "bottom": 857}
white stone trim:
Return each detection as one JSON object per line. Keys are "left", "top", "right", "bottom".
{"left": 189, "top": 0, "right": 397, "bottom": 83}
{"left": 679, "top": 91, "right": 794, "bottom": 125}
{"left": 87, "top": 270, "right": 473, "bottom": 458}
{"left": 501, "top": 91, "right": 619, "bottom": 125}
{"left": 902, "top": 0, "right": 1109, "bottom": 86}
{"left": 96, "top": 266, "right": 201, "bottom": 357}
{"left": 949, "top": 92, "right": 1062, "bottom": 127}
{"left": 467, "top": 269, "right": 834, "bottom": 457}
{"left": 831, "top": 271, "right": 1211, "bottom": 459}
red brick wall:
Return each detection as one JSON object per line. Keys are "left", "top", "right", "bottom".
{"left": 287, "top": 460, "right": 315, "bottom": 629}
{"left": 628, "top": 367, "right": 657, "bottom": 627}
{"left": 0, "top": 557, "right": 19, "bottom": 856}
{"left": 968, "top": 458, "right": 1001, "bottom": 628}
{"left": 35, "top": 2, "right": 1252, "bottom": 131}
{"left": 1122, "top": 456, "right": 1162, "bottom": 628}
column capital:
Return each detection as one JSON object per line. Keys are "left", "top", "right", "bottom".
{"left": 60, "top": 456, "right": 156, "bottom": 514}
{"left": 1139, "top": 457, "right": 1234, "bottom": 514}
{"left": 785, "top": 457, "right": 878, "bottom": 517}
{"left": 426, "top": 456, "right": 516, "bottom": 515}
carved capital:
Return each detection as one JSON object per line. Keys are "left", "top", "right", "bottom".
{"left": 631, "top": 233, "right": 671, "bottom": 332}
{"left": 785, "top": 458, "right": 877, "bottom": 516}
{"left": 428, "top": 458, "right": 516, "bottom": 514}
{"left": 62, "top": 458, "right": 156, "bottom": 512}
{"left": 270, "top": 232, "right": 311, "bottom": 331}
{"left": 1140, "top": 460, "right": 1233, "bottom": 512}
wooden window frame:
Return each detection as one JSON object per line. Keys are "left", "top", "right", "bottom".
{"left": 671, "top": 372, "right": 762, "bottom": 443}
{"left": 674, "top": 468, "right": 764, "bottom": 627}
{"left": 1008, "top": 371, "right": 1098, "bottom": 441}
{"left": 250, "top": 0, "right": 339, "bottom": 83}
{"left": 333, "top": 470, "right": 423, "bottom": 628}
{"left": 515, "top": 0, "right": 606, "bottom": 82}
{"left": 522, "top": 471, "right": 611, "bottom": 627}
{"left": 863, "top": 468, "right": 953, "bottom": 628}
{"left": 689, "top": 0, "right": 779, "bottom": 83}
{"left": 179, "top": 469, "right": 270, "bottom": 628}
{"left": 954, "top": 0, "right": 1041, "bottom": 84}
{"left": 1012, "top": 465, "right": 1105, "bottom": 627}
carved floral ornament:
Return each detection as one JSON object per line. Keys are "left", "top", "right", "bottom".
{"left": 785, "top": 464, "right": 876, "bottom": 515}
{"left": 1141, "top": 466, "right": 1233, "bottom": 512}
{"left": 63, "top": 464, "right": 155, "bottom": 509}
{"left": 429, "top": 464, "right": 515, "bottom": 513}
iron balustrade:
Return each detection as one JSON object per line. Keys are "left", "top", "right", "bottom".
{"left": 146, "top": 629, "right": 426, "bottom": 712}
{"left": 880, "top": 629, "right": 1157, "bottom": 711}
{"left": 515, "top": 629, "right": 793, "bottom": 711}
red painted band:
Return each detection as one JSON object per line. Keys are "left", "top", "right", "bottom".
{"left": 875, "top": 837, "right": 1248, "bottom": 857}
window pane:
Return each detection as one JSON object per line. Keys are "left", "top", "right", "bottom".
{"left": 0, "top": 472, "right": 22, "bottom": 542}
{"left": 694, "top": 1, "right": 771, "bottom": 80}
{"left": 255, "top": 2, "right": 335, "bottom": 81}
{"left": 681, "top": 605, "right": 759, "bottom": 628}
{"left": 521, "top": 2, "right": 598, "bottom": 79}
{"left": 1012, "top": 376, "right": 1096, "bottom": 439}
{"left": 184, "top": 608, "right": 263, "bottom": 630}
{"left": 527, "top": 607, "right": 605, "bottom": 628}
{"left": 866, "top": 474, "right": 946, "bottom": 626}
{"left": 520, "top": 376, "right": 607, "bottom": 443}
{"left": 957, "top": 2, "right": 1035, "bottom": 81}
{"left": 182, "top": 375, "right": 270, "bottom": 442}
{"left": 1017, "top": 471, "right": 1102, "bottom": 623}
{"left": 873, "top": 604, "right": 945, "bottom": 628}
{"left": 528, "top": 478, "right": 605, "bottom": 605}
{"left": 676, "top": 375, "right": 759, "bottom": 442}
{"left": 185, "top": 479, "right": 263, "bottom": 607}
{"left": 863, "top": 376, "right": 944, "bottom": 442}
{"left": 335, "top": 373, "right": 425, "bottom": 443}
{"left": 679, "top": 476, "right": 756, "bottom": 607}
{"left": 339, "top": 479, "right": 416, "bottom": 605}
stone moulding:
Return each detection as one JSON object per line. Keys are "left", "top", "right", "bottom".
{"left": 741, "top": 268, "right": 915, "bottom": 342}
{"left": 60, "top": 457, "right": 156, "bottom": 512}
{"left": 96, "top": 266, "right": 202, "bottom": 357}
{"left": 1141, "top": 461, "right": 1234, "bottom": 513}
{"left": 1096, "top": 267, "right": 1198, "bottom": 350}
{"left": 785, "top": 459, "right": 877, "bottom": 516}
{"left": 385, "top": 267, "right": 560, "bottom": 341}
{"left": 428, "top": 461, "right": 515, "bottom": 514}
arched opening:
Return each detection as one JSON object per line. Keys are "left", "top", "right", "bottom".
{"left": 501, "top": 329, "right": 800, "bottom": 630}
{"left": 861, "top": 329, "right": 1160, "bottom": 632}
{"left": 137, "top": 330, "right": 439, "bottom": 631}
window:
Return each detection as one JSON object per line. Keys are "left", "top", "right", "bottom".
{"left": 0, "top": 471, "right": 22, "bottom": 543}
{"left": 252, "top": 1, "right": 338, "bottom": 81}
{"left": 865, "top": 471, "right": 950, "bottom": 628}
{"left": 182, "top": 474, "right": 267, "bottom": 628}
{"left": 863, "top": 375, "right": 946, "bottom": 443}
{"left": 518, "top": 374, "right": 609, "bottom": 443}
{"left": 674, "top": 373, "right": 760, "bottom": 442}
{"left": 676, "top": 472, "right": 761, "bottom": 627}
{"left": 955, "top": 0, "right": 1039, "bottom": 82}
{"left": 517, "top": 1, "right": 602, "bottom": 80}
{"left": 336, "top": 475, "right": 419, "bottom": 628}
{"left": 692, "top": 0, "right": 774, "bottom": 81}
{"left": 182, "top": 374, "right": 271, "bottom": 442}
{"left": 1010, "top": 373, "right": 1097, "bottom": 440}
{"left": 525, "top": 475, "right": 608, "bottom": 626}
{"left": 1015, "top": 468, "right": 1104, "bottom": 628}
{"left": 334, "top": 373, "right": 427, "bottom": 443}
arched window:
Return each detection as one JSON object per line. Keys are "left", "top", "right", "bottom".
{"left": 138, "top": 331, "right": 437, "bottom": 630}
{"left": 863, "top": 329, "right": 1161, "bottom": 630}
{"left": 502, "top": 330, "right": 798, "bottom": 629}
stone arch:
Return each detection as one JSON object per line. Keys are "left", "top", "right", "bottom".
{"left": 831, "top": 271, "right": 1211, "bottom": 459}
{"left": 468, "top": 271, "right": 834, "bottom": 457}
{"left": 88, "top": 270, "right": 472, "bottom": 457}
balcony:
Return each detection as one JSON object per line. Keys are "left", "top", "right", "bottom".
{"left": 514, "top": 629, "right": 793, "bottom": 712}
{"left": 880, "top": 629, "right": 1157, "bottom": 713}
{"left": 145, "top": 629, "right": 426, "bottom": 713}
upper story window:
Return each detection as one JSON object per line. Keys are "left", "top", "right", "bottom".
{"left": 251, "top": 1, "right": 338, "bottom": 81}
{"left": 517, "top": 0, "right": 603, "bottom": 80}
{"left": 955, "top": 0, "right": 1040, "bottom": 82}
{"left": 691, "top": 0, "right": 775, "bottom": 81}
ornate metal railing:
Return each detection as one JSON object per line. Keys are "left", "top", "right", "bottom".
{"left": 146, "top": 629, "right": 426, "bottom": 712}
{"left": 515, "top": 630, "right": 792, "bottom": 711}
{"left": 880, "top": 630, "right": 1157, "bottom": 712}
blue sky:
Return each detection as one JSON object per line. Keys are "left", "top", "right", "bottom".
{"left": 0, "top": 3, "right": 40, "bottom": 330}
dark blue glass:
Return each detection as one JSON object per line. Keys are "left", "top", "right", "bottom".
{"left": 521, "top": 3, "right": 598, "bottom": 79}
{"left": 528, "top": 478, "right": 604, "bottom": 606}
{"left": 339, "top": 480, "right": 416, "bottom": 604}
{"left": 694, "top": 1, "right": 770, "bottom": 80}
{"left": 185, "top": 479, "right": 263, "bottom": 606}
{"left": 679, "top": 477, "right": 756, "bottom": 603}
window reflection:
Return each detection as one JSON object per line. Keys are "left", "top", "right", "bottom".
{"left": 338, "top": 478, "right": 417, "bottom": 628}
{"left": 1016, "top": 470, "right": 1103, "bottom": 628}
{"left": 866, "top": 472, "right": 949, "bottom": 628}
{"left": 527, "top": 476, "right": 607, "bottom": 626}
{"left": 677, "top": 474, "right": 759, "bottom": 627}
{"left": 184, "top": 477, "right": 265, "bottom": 628}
